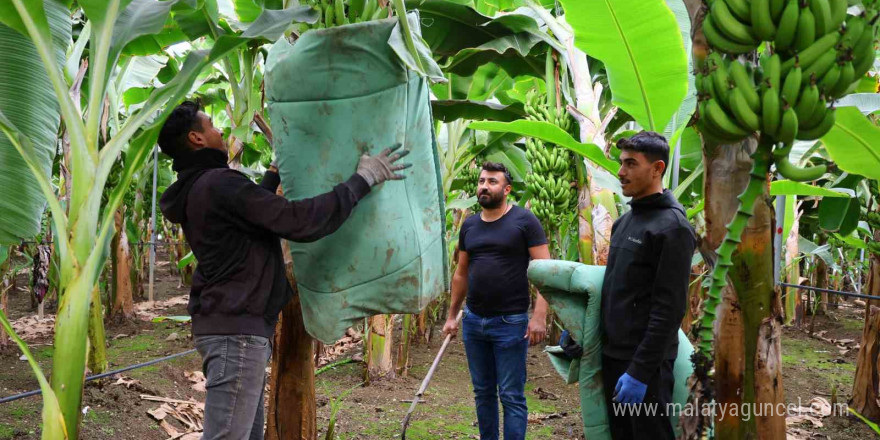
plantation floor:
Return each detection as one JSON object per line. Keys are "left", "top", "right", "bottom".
{"left": 0, "top": 260, "right": 877, "bottom": 438}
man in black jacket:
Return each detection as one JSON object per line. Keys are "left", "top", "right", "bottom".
{"left": 601, "top": 131, "right": 695, "bottom": 439}
{"left": 158, "top": 101, "right": 408, "bottom": 440}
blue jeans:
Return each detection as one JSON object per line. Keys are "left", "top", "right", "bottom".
{"left": 462, "top": 307, "right": 529, "bottom": 440}
{"left": 195, "top": 334, "right": 273, "bottom": 440}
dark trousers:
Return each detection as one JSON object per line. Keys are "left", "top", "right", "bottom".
{"left": 196, "top": 334, "right": 273, "bottom": 440}
{"left": 602, "top": 355, "right": 675, "bottom": 440}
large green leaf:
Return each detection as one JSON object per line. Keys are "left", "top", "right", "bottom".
{"left": 0, "top": 1, "right": 70, "bottom": 245}
{"left": 469, "top": 120, "right": 620, "bottom": 173}
{"left": 483, "top": 141, "right": 530, "bottom": 181}
{"left": 431, "top": 100, "right": 525, "bottom": 122}
{"left": 818, "top": 174, "right": 862, "bottom": 235}
{"left": 662, "top": 0, "right": 695, "bottom": 142}
{"left": 405, "top": 0, "right": 552, "bottom": 76}
{"left": 560, "top": 0, "right": 688, "bottom": 131}
{"left": 240, "top": 5, "right": 318, "bottom": 41}
{"left": 821, "top": 107, "right": 880, "bottom": 180}
{"left": 769, "top": 180, "right": 852, "bottom": 198}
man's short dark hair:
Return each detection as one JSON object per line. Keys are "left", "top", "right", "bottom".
{"left": 158, "top": 101, "right": 202, "bottom": 159}
{"left": 616, "top": 131, "right": 670, "bottom": 176}
{"left": 481, "top": 161, "right": 513, "bottom": 185}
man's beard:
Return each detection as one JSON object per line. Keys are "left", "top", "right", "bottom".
{"left": 477, "top": 190, "right": 504, "bottom": 209}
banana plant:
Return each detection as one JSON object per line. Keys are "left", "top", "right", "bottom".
{"left": 0, "top": 1, "right": 316, "bottom": 436}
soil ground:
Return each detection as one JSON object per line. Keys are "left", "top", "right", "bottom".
{"left": 0, "top": 255, "right": 877, "bottom": 439}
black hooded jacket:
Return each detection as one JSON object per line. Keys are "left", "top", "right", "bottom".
{"left": 600, "top": 189, "right": 696, "bottom": 383}
{"left": 159, "top": 148, "right": 371, "bottom": 338}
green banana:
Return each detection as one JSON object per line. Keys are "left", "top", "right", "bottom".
{"left": 770, "top": 0, "right": 786, "bottom": 22}
{"left": 782, "top": 31, "right": 840, "bottom": 74}
{"left": 809, "top": 0, "right": 833, "bottom": 37}
{"left": 725, "top": 0, "right": 752, "bottom": 23}
{"left": 803, "top": 97, "right": 828, "bottom": 128}
{"left": 334, "top": 0, "right": 345, "bottom": 26}
{"left": 371, "top": 5, "right": 386, "bottom": 20}
{"left": 853, "top": 22, "right": 877, "bottom": 60}
{"left": 776, "top": 106, "right": 798, "bottom": 145}
{"left": 828, "top": 61, "right": 854, "bottom": 97}
{"left": 730, "top": 87, "right": 762, "bottom": 131}
{"left": 818, "top": 62, "right": 842, "bottom": 94}
{"left": 794, "top": 81, "right": 819, "bottom": 121}
{"left": 766, "top": 53, "right": 781, "bottom": 89}
{"left": 774, "top": 0, "right": 801, "bottom": 52}
{"left": 829, "top": 0, "right": 848, "bottom": 32}
{"left": 706, "top": 98, "right": 750, "bottom": 138}
{"left": 762, "top": 85, "right": 781, "bottom": 135}
{"left": 360, "top": 0, "right": 377, "bottom": 22}
{"left": 839, "top": 16, "right": 865, "bottom": 50}
{"left": 797, "top": 107, "right": 836, "bottom": 139}
{"left": 324, "top": 2, "right": 335, "bottom": 27}
{"left": 794, "top": 5, "right": 817, "bottom": 52}
{"left": 710, "top": 56, "right": 733, "bottom": 108}
{"left": 697, "top": 108, "right": 744, "bottom": 144}
{"left": 729, "top": 61, "right": 761, "bottom": 111}
{"left": 781, "top": 64, "right": 802, "bottom": 105}
{"left": 852, "top": 28, "right": 877, "bottom": 80}
{"left": 712, "top": 0, "right": 759, "bottom": 44}
{"left": 752, "top": 0, "right": 777, "bottom": 41}
{"left": 775, "top": 156, "right": 828, "bottom": 180}
{"left": 703, "top": 15, "right": 758, "bottom": 54}
{"left": 802, "top": 49, "right": 838, "bottom": 84}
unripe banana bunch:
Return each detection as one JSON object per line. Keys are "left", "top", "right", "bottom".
{"left": 523, "top": 88, "right": 576, "bottom": 228}
{"left": 460, "top": 162, "right": 483, "bottom": 197}
{"left": 864, "top": 211, "right": 880, "bottom": 230}
{"left": 305, "top": 0, "right": 389, "bottom": 30}
{"left": 868, "top": 240, "right": 880, "bottom": 257}
{"left": 697, "top": 0, "right": 878, "bottom": 153}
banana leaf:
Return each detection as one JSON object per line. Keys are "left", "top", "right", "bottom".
{"left": 559, "top": 0, "right": 688, "bottom": 132}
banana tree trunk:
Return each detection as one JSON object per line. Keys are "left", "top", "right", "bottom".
{"left": 259, "top": 115, "right": 317, "bottom": 440}
{"left": 87, "top": 286, "right": 108, "bottom": 374}
{"left": 366, "top": 314, "right": 396, "bottom": 381}
{"left": 702, "top": 139, "right": 785, "bottom": 439}
{"left": 266, "top": 290, "right": 318, "bottom": 440}
{"left": 110, "top": 209, "right": 134, "bottom": 320}
{"left": 0, "top": 248, "right": 11, "bottom": 349}
{"left": 850, "top": 304, "right": 880, "bottom": 422}
{"left": 851, "top": 236, "right": 880, "bottom": 422}
{"left": 783, "top": 206, "right": 801, "bottom": 325}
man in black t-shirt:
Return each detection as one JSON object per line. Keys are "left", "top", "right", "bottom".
{"left": 443, "top": 162, "right": 550, "bottom": 440}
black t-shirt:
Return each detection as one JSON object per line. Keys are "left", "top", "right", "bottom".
{"left": 459, "top": 205, "right": 548, "bottom": 316}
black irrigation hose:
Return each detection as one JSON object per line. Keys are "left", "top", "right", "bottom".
{"left": 0, "top": 349, "right": 197, "bottom": 405}
{"left": 780, "top": 283, "right": 879, "bottom": 302}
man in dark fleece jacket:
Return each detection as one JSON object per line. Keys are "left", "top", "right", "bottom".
{"left": 600, "top": 131, "right": 696, "bottom": 440}
{"left": 158, "top": 101, "right": 408, "bottom": 440}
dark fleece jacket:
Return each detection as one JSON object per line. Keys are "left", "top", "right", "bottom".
{"left": 600, "top": 189, "right": 696, "bottom": 383}
{"left": 160, "top": 148, "right": 370, "bottom": 338}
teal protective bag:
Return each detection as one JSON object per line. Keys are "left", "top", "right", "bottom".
{"left": 528, "top": 260, "right": 694, "bottom": 439}
{"left": 265, "top": 17, "right": 448, "bottom": 344}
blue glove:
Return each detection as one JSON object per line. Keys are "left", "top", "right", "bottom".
{"left": 613, "top": 373, "right": 647, "bottom": 404}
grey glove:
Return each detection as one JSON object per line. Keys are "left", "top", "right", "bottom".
{"left": 356, "top": 144, "right": 411, "bottom": 186}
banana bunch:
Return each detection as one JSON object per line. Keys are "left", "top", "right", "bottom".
{"left": 703, "top": 0, "right": 850, "bottom": 54}
{"left": 460, "top": 162, "right": 483, "bottom": 197}
{"left": 523, "top": 88, "right": 577, "bottom": 228}
{"left": 304, "top": 0, "right": 389, "bottom": 30}
{"left": 865, "top": 211, "right": 880, "bottom": 230}
{"left": 697, "top": 1, "right": 878, "bottom": 155}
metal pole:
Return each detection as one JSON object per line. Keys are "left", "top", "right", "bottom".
{"left": 148, "top": 145, "right": 158, "bottom": 302}
{"left": 774, "top": 194, "right": 786, "bottom": 285}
